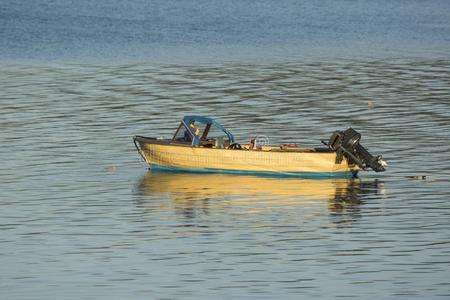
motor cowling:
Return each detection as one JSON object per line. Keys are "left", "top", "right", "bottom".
{"left": 327, "top": 128, "right": 386, "bottom": 172}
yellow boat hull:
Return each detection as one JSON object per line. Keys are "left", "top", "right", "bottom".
{"left": 134, "top": 137, "right": 359, "bottom": 177}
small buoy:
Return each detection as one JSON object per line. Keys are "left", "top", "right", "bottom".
{"left": 368, "top": 101, "right": 375, "bottom": 109}
{"left": 106, "top": 165, "right": 117, "bottom": 172}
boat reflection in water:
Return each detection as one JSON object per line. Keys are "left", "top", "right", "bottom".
{"left": 135, "top": 171, "right": 384, "bottom": 222}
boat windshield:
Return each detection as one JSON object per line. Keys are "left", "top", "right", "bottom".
{"left": 172, "top": 116, "right": 235, "bottom": 147}
{"left": 172, "top": 122, "right": 193, "bottom": 144}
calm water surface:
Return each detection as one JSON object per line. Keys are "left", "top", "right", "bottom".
{"left": 1, "top": 60, "right": 449, "bottom": 299}
{"left": 1, "top": 0, "right": 450, "bottom": 299}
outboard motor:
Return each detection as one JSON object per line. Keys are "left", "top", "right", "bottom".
{"left": 327, "top": 128, "right": 386, "bottom": 172}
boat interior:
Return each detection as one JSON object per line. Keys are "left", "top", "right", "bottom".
{"left": 137, "top": 135, "right": 333, "bottom": 153}
{"left": 135, "top": 116, "right": 332, "bottom": 153}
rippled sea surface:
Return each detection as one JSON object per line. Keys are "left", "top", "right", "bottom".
{"left": 2, "top": 0, "right": 450, "bottom": 298}
{"left": 1, "top": 59, "right": 450, "bottom": 299}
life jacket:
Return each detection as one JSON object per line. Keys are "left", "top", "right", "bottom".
{"left": 190, "top": 123, "right": 200, "bottom": 136}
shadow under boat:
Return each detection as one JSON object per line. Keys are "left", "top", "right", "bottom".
{"left": 134, "top": 170, "right": 384, "bottom": 220}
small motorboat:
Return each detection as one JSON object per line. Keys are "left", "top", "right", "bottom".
{"left": 133, "top": 116, "right": 386, "bottom": 177}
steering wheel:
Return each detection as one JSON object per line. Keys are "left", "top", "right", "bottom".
{"left": 228, "top": 143, "right": 242, "bottom": 150}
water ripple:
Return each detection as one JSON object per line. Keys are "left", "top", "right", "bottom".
{"left": 1, "top": 59, "right": 449, "bottom": 299}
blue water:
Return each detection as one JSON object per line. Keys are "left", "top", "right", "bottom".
{"left": 1, "top": 1, "right": 450, "bottom": 299}
{"left": 1, "top": 0, "right": 450, "bottom": 62}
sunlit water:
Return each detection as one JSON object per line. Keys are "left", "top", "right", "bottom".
{"left": 2, "top": 0, "right": 450, "bottom": 299}
{"left": 1, "top": 60, "right": 449, "bottom": 299}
